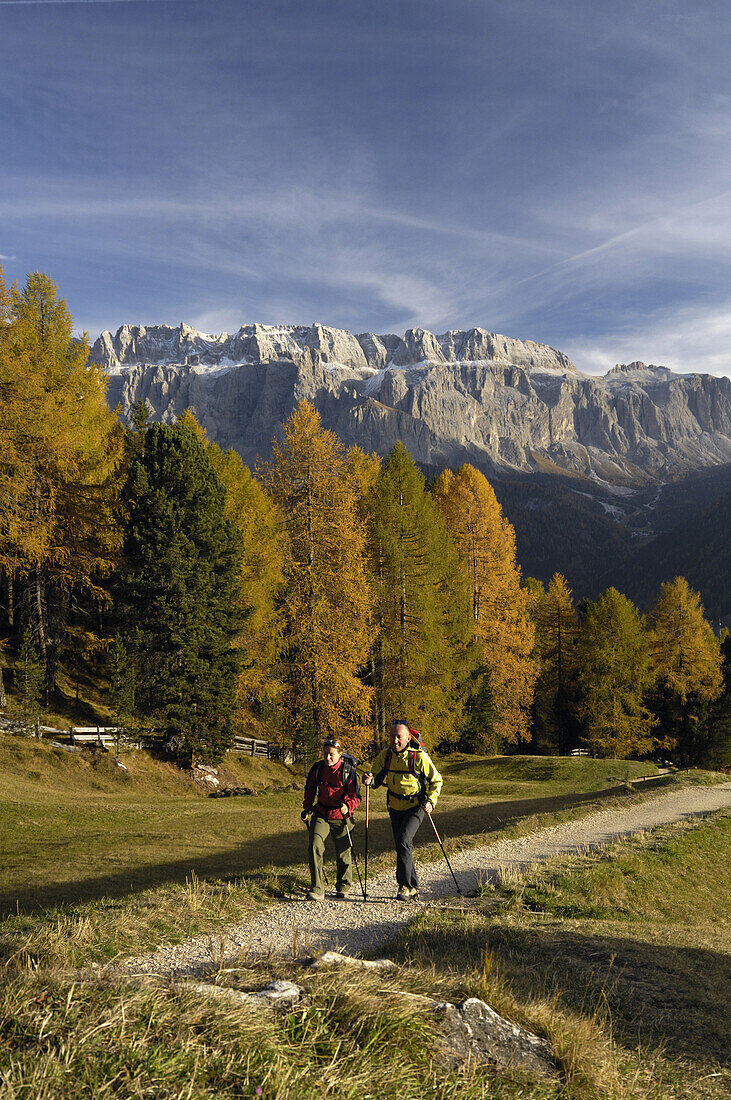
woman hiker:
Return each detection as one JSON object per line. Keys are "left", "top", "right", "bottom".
{"left": 301, "top": 736, "right": 361, "bottom": 901}
{"left": 363, "top": 719, "right": 443, "bottom": 901}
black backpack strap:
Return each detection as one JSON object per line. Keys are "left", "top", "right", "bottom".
{"left": 408, "top": 749, "right": 428, "bottom": 803}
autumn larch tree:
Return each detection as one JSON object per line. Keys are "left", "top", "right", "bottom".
{"left": 0, "top": 269, "right": 124, "bottom": 695}
{"left": 649, "top": 576, "right": 723, "bottom": 765}
{"left": 432, "top": 464, "right": 537, "bottom": 751}
{"left": 261, "top": 401, "right": 374, "bottom": 755}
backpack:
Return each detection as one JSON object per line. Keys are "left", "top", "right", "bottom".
{"left": 373, "top": 729, "right": 428, "bottom": 803}
{"left": 309, "top": 752, "right": 361, "bottom": 800}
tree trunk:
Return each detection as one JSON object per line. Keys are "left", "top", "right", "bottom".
{"left": 306, "top": 463, "right": 321, "bottom": 738}
{"left": 7, "top": 570, "right": 14, "bottom": 629}
{"left": 0, "top": 663, "right": 6, "bottom": 709}
{"left": 557, "top": 605, "right": 563, "bottom": 755}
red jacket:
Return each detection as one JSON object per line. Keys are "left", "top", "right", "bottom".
{"left": 303, "top": 758, "right": 361, "bottom": 822}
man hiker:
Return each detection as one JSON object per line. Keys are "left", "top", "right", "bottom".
{"left": 302, "top": 736, "right": 361, "bottom": 901}
{"left": 363, "top": 719, "right": 443, "bottom": 901}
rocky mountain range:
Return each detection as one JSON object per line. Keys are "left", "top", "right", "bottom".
{"left": 91, "top": 321, "right": 731, "bottom": 615}
{"left": 94, "top": 321, "right": 731, "bottom": 484}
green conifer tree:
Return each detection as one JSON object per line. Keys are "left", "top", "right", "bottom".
{"left": 108, "top": 634, "right": 138, "bottom": 755}
{"left": 14, "top": 628, "right": 44, "bottom": 736}
{"left": 531, "top": 573, "right": 579, "bottom": 754}
{"left": 116, "top": 422, "right": 244, "bottom": 764}
{"left": 695, "top": 634, "right": 730, "bottom": 769}
{"left": 576, "top": 588, "right": 657, "bottom": 758}
{"left": 370, "top": 443, "right": 472, "bottom": 746}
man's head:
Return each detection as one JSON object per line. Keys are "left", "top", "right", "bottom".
{"left": 389, "top": 720, "right": 411, "bottom": 753}
{"left": 323, "top": 736, "right": 343, "bottom": 767}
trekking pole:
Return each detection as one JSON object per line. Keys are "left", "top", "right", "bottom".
{"left": 343, "top": 817, "right": 366, "bottom": 901}
{"left": 364, "top": 784, "right": 369, "bottom": 902}
{"left": 425, "top": 809, "right": 463, "bottom": 896}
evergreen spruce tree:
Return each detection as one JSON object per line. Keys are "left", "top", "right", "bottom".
{"left": 576, "top": 588, "right": 657, "bottom": 758}
{"left": 116, "top": 422, "right": 244, "bottom": 764}
{"left": 695, "top": 634, "right": 730, "bottom": 769}
{"left": 14, "top": 627, "right": 44, "bottom": 736}
{"left": 176, "top": 412, "right": 287, "bottom": 739}
{"left": 370, "top": 443, "right": 472, "bottom": 747}
{"left": 108, "top": 634, "right": 138, "bottom": 755}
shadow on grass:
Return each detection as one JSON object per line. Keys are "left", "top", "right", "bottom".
{"left": 396, "top": 919, "right": 730, "bottom": 1067}
{"left": 0, "top": 780, "right": 672, "bottom": 918}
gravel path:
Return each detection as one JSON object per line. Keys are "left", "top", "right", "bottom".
{"left": 120, "top": 783, "right": 731, "bottom": 978}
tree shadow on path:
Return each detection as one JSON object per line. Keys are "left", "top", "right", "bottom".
{"left": 0, "top": 780, "right": 673, "bottom": 917}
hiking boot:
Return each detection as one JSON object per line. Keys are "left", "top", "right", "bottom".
{"left": 408, "top": 886, "right": 419, "bottom": 900}
{"left": 306, "top": 890, "right": 324, "bottom": 901}
{"left": 396, "top": 884, "right": 410, "bottom": 901}
{"left": 335, "top": 887, "right": 350, "bottom": 899}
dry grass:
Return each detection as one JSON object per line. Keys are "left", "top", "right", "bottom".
{"left": 1, "top": 763, "right": 729, "bottom": 1097}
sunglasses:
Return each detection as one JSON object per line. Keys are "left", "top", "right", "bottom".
{"left": 391, "top": 719, "right": 409, "bottom": 727}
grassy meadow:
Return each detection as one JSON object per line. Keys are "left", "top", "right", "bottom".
{"left": 0, "top": 789, "right": 728, "bottom": 1098}
{"left": 1, "top": 735, "right": 728, "bottom": 1097}
{"left": 0, "top": 734, "right": 667, "bottom": 915}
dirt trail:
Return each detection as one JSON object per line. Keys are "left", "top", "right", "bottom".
{"left": 121, "top": 782, "right": 731, "bottom": 978}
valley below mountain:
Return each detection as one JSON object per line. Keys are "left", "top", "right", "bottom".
{"left": 92, "top": 321, "right": 731, "bottom": 619}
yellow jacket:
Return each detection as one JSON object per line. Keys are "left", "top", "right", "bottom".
{"left": 367, "top": 741, "right": 443, "bottom": 810}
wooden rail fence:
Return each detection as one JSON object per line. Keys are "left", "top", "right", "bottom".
{"left": 1, "top": 714, "right": 292, "bottom": 762}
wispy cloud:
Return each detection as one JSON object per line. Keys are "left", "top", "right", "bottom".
{"left": 0, "top": 1, "right": 179, "bottom": 6}
{"left": 3, "top": 1, "right": 731, "bottom": 375}
{"left": 565, "top": 301, "right": 731, "bottom": 378}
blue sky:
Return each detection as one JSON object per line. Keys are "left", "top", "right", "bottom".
{"left": 1, "top": 0, "right": 730, "bottom": 375}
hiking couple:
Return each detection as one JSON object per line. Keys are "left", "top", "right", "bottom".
{"left": 302, "top": 720, "right": 443, "bottom": 902}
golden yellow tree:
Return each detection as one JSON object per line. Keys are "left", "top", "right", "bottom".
{"left": 261, "top": 402, "right": 374, "bottom": 753}
{"left": 433, "top": 463, "right": 537, "bottom": 745}
{"left": 0, "top": 270, "right": 124, "bottom": 686}
{"left": 650, "top": 576, "right": 723, "bottom": 763}
{"left": 650, "top": 577, "right": 723, "bottom": 704}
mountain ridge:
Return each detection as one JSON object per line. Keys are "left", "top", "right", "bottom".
{"left": 90, "top": 321, "right": 578, "bottom": 376}
{"left": 91, "top": 319, "right": 730, "bottom": 616}
{"left": 92, "top": 320, "right": 731, "bottom": 486}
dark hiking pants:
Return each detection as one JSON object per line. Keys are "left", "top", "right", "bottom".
{"left": 388, "top": 803, "right": 425, "bottom": 889}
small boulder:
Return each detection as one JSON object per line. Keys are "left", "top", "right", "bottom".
{"left": 434, "top": 997, "right": 555, "bottom": 1076}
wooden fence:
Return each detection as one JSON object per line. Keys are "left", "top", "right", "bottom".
{"left": 233, "top": 735, "right": 294, "bottom": 764}
{"left": 1, "top": 713, "right": 292, "bottom": 762}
